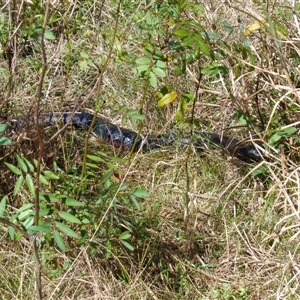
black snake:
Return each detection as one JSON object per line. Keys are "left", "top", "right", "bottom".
{"left": 8, "top": 112, "right": 262, "bottom": 162}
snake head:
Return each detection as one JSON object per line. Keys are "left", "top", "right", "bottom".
{"left": 235, "top": 144, "right": 263, "bottom": 162}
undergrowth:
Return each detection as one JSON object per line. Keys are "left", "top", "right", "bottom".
{"left": 0, "top": 0, "right": 300, "bottom": 299}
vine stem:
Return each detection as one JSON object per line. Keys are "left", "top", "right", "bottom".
{"left": 33, "top": 1, "right": 51, "bottom": 299}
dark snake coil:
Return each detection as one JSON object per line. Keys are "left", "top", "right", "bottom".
{"left": 9, "top": 112, "right": 263, "bottom": 162}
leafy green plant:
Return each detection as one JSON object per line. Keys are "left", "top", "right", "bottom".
{"left": 2, "top": 152, "right": 149, "bottom": 254}
{"left": 0, "top": 124, "right": 13, "bottom": 146}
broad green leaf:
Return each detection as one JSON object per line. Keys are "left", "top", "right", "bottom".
{"left": 28, "top": 225, "right": 51, "bottom": 233}
{"left": 158, "top": 91, "right": 178, "bottom": 107}
{"left": 16, "top": 203, "right": 33, "bottom": 214}
{"left": 145, "top": 11, "right": 152, "bottom": 25}
{"left": 0, "top": 124, "right": 8, "bottom": 133}
{"left": 155, "top": 60, "right": 167, "bottom": 69}
{"left": 23, "top": 156, "right": 34, "bottom": 172}
{"left": 17, "top": 155, "right": 28, "bottom": 173}
{"left": 55, "top": 221, "right": 80, "bottom": 239}
{"left": 149, "top": 71, "right": 157, "bottom": 87}
{"left": 25, "top": 174, "right": 36, "bottom": 197}
{"left": 58, "top": 211, "right": 82, "bottom": 224}
{"left": 22, "top": 217, "right": 34, "bottom": 230}
{"left": 39, "top": 193, "right": 59, "bottom": 203}
{"left": 269, "top": 127, "right": 297, "bottom": 145}
{"left": 129, "top": 195, "right": 141, "bottom": 211}
{"left": 43, "top": 171, "right": 59, "bottom": 180}
{"left": 44, "top": 29, "right": 56, "bottom": 40}
{"left": 174, "top": 29, "right": 189, "bottom": 38}
{"left": 0, "top": 136, "right": 13, "bottom": 145}
{"left": 64, "top": 197, "right": 84, "bottom": 207}
{"left": 0, "top": 196, "right": 6, "bottom": 216}
{"left": 127, "top": 109, "right": 145, "bottom": 120}
{"left": 86, "top": 162, "right": 99, "bottom": 169}
{"left": 136, "top": 65, "right": 150, "bottom": 73}
{"left": 87, "top": 154, "right": 104, "bottom": 162}
{"left": 13, "top": 175, "right": 24, "bottom": 195}
{"left": 80, "top": 51, "right": 89, "bottom": 59}
{"left": 282, "top": 127, "right": 297, "bottom": 136}
{"left": 269, "top": 134, "right": 282, "bottom": 145}
{"left": 120, "top": 240, "right": 134, "bottom": 251}
{"left": 79, "top": 60, "right": 88, "bottom": 71}
{"left": 39, "top": 209, "right": 53, "bottom": 216}
{"left": 153, "top": 67, "right": 166, "bottom": 77}
{"left": 119, "top": 231, "right": 131, "bottom": 240}
{"left": 136, "top": 57, "right": 151, "bottom": 65}
{"left": 53, "top": 230, "right": 66, "bottom": 252}
{"left": 9, "top": 226, "right": 15, "bottom": 240}
{"left": 130, "top": 188, "right": 150, "bottom": 198}
{"left": 176, "top": 97, "right": 188, "bottom": 122}
{"left": 194, "top": 35, "right": 212, "bottom": 58}
{"left": 39, "top": 174, "right": 49, "bottom": 185}
{"left": 5, "top": 163, "right": 22, "bottom": 175}
{"left": 18, "top": 209, "right": 34, "bottom": 221}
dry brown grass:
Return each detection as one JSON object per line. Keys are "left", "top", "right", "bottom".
{"left": 0, "top": 0, "right": 300, "bottom": 299}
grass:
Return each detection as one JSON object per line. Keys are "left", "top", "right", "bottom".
{"left": 0, "top": 0, "right": 300, "bottom": 299}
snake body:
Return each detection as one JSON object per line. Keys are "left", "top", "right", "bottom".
{"left": 9, "top": 112, "right": 262, "bottom": 162}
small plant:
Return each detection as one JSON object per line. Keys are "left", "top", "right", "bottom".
{"left": 2, "top": 153, "right": 149, "bottom": 254}
{"left": 0, "top": 124, "right": 13, "bottom": 146}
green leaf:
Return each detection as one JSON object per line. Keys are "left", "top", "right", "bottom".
{"left": 157, "top": 91, "right": 178, "bottom": 107}
{"left": 39, "top": 209, "right": 53, "bottom": 216}
{"left": 64, "top": 197, "right": 84, "bottom": 207}
{"left": 87, "top": 154, "right": 104, "bottom": 162}
{"left": 145, "top": 11, "right": 152, "bottom": 25}
{"left": 155, "top": 60, "right": 167, "bottom": 69}
{"left": 136, "top": 65, "right": 150, "bottom": 73}
{"left": 39, "top": 174, "right": 49, "bottom": 185}
{"left": 39, "top": 193, "right": 59, "bottom": 203}
{"left": 153, "top": 67, "right": 166, "bottom": 77}
{"left": 55, "top": 221, "right": 80, "bottom": 239}
{"left": 13, "top": 175, "right": 24, "bottom": 195}
{"left": 119, "top": 231, "right": 131, "bottom": 240}
{"left": 58, "top": 211, "right": 82, "bottom": 224}
{"left": 25, "top": 174, "right": 36, "bottom": 197}
{"left": 28, "top": 225, "right": 51, "bottom": 233}
{"left": 43, "top": 171, "right": 59, "bottom": 180}
{"left": 86, "top": 162, "right": 99, "bottom": 169}
{"left": 130, "top": 188, "right": 150, "bottom": 198}
{"left": 9, "top": 226, "right": 15, "bottom": 240}
{"left": 129, "top": 195, "right": 141, "bottom": 211}
{"left": 53, "top": 230, "right": 66, "bottom": 252}
{"left": 282, "top": 127, "right": 297, "bottom": 136}
{"left": 149, "top": 71, "right": 157, "bottom": 87}
{"left": 269, "top": 127, "right": 297, "bottom": 145}
{"left": 194, "top": 35, "right": 212, "bottom": 58}
{"left": 174, "top": 29, "right": 189, "bottom": 38}
{"left": 80, "top": 51, "right": 89, "bottom": 59}
{"left": 0, "top": 136, "right": 13, "bottom": 145}
{"left": 0, "top": 124, "right": 8, "bottom": 133}
{"left": 136, "top": 57, "right": 151, "bottom": 65}
{"left": 5, "top": 163, "right": 22, "bottom": 175}
{"left": 16, "top": 203, "right": 33, "bottom": 214}
{"left": 0, "top": 196, "right": 6, "bottom": 217}
{"left": 120, "top": 240, "right": 134, "bottom": 251}
{"left": 17, "top": 155, "right": 28, "bottom": 173}
{"left": 176, "top": 97, "right": 188, "bottom": 122}
{"left": 18, "top": 209, "right": 34, "bottom": 221}
{"left": 44, "top": 29, "right": 56, "bottom": 40}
